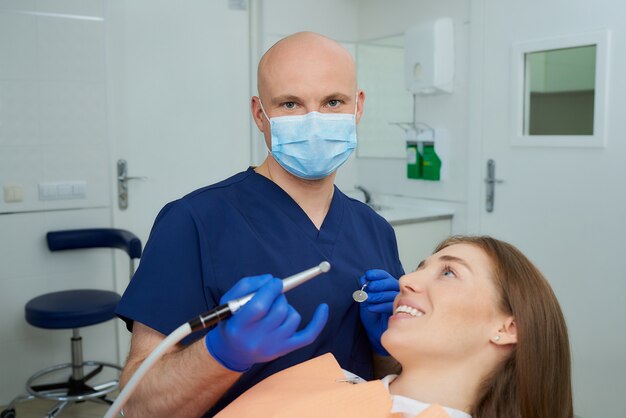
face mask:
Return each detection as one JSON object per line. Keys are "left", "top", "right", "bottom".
{"left": 259, "top": 99, "right": 357, "bottom": 180}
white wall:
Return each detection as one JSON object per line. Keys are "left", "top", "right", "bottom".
{"left": 261, "top": 0, "right": 360, "bottom": 43}
{"left": 0, "top": 0, "right": 117, "bottom": 404}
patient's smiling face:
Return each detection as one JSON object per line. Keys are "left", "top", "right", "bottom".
{"left": 382, "top": 243, "right": 509, "bottom": 366}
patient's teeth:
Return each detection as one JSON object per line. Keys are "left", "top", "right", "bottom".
{"left": 395, "top": 305, "right": 425, "bottom": 317}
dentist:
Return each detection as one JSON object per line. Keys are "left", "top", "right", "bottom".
{"left": 116, "top": 31, "right": 403, "bottom": 417}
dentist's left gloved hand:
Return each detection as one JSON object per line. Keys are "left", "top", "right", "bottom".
{"left": 359, "top": 269, "right": 399, "bottom": 356}
{"left": 205, "top": 274, "right": 329, "bottom": 372}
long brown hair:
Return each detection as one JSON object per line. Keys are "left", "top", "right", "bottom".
{"left": 434, "top": 236, "right": 573, "bottom": 418}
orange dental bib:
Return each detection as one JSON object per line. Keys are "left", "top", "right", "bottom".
{"left": 215, "top": 353, "right": 450, "bottom": 418}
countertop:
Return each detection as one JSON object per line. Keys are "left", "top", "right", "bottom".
{"left": 346, "top": 192, "right": 455, "bottom": 226}
{"left": 344, "top": 190, "right": 454, "bottom": 226}
{"left": 376, "top": 205, "right": 454, "bottom": 226}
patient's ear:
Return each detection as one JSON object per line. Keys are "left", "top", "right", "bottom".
{"left": 491, "top": 316, "right": 517, "bottom": 345}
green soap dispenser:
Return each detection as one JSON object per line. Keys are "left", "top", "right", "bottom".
{"left": 406, "top": 141, "right": 422, "bottom": 179}
{"left": 421, "top": 142, "right": 441, "bottom": 181}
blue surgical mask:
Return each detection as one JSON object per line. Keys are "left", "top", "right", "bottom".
{"left": 259, "top": 100, "right": 358, "bottom": 180}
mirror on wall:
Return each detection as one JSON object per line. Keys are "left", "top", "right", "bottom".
{"left": 356, "top": 35, "right": 412, "bottom": 159}
{"left": 524, "top": 45, "right": 596, "bottom": 136}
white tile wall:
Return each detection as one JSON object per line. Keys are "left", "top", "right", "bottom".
{"left": 0, "top": 11, "right": 39, "bottom": 80}
{"left": 0, "top": 3, "right": 109, "bottom": 214}
{"left": 0, "top": 81, "right": 41, "bottom": 146}
{"left": 35, "top": 0, "right": 105, "bottom": 17}
{"left": 38, "top": 17, "right": 105, "bottom": 82}
{"left": 39, "top": 82, "right": 107, "bottom": 145}
{"left": 0, "top": 0, "right": 115, "bottom": 405}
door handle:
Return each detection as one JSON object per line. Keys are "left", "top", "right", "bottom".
{"left": 484, "top": 159, "right": 504, "bottom": 213}
{"left": 117, "top": 159, "right": 147, "bottom": 210}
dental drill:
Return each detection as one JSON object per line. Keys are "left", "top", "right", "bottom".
{"left": 103, "top": 262, "right": 331, "bottom": 418}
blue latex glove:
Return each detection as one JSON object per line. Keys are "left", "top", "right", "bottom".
{"left": 205, "top": 274, "right": 329, "bottom": 372}
{"left": 359, "top": 269, "right": 399, "bottom": 355}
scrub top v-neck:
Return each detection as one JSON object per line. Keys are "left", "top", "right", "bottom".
{"left": 116, "top": 167, "right": 404, "bottom": 416}
{"left": 244, "top": 168, "right": 345, "bottom": 258}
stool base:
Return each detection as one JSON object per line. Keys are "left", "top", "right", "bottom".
{"left": 2, "top": 361, "right": 121, "bottom": 418}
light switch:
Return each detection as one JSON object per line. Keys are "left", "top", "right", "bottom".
{"left": 3, "top": 184, "right": 24, "bottom": 203}
{"left": 39, "top": 181, "right": 87, "bottom": 200}
{"left": 39, "top": 183, "right": 58, "bottom": 200}
{"left": 72, "top": 181, "right": 86, "bottom": 198}
{"left": 57, "top": 183, "right": 73, "bottom": 197}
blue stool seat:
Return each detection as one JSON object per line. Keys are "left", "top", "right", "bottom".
{"left": 25, "top": 290, "right": 121, "bottom": 329}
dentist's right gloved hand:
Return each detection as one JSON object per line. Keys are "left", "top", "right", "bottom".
{"left": 205, "top": 274, "right": 329, "bottom": 372}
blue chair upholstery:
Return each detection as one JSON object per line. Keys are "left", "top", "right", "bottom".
{"left": 25, "top": 289, "right": 122, "bottom": 329}
{"left": 1, "top": 228, "right": 142, "bottom": 418}
{"left": 46, "top": 228, "right": 142, "bottom": 258}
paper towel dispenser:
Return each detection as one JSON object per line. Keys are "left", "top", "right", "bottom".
{"left": 405, "top": 18, "right": 454, "bottom": 95}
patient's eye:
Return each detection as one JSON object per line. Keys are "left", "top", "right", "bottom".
{"left": 441, "top": 265, "right": 456, "bottom": 279}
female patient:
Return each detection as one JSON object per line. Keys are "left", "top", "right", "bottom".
{"left": 217, "top": 236, "right": 573, "bottom": 418}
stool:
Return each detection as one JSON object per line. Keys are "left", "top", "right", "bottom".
{"left": 1, "top": 229, "right": 142, "bottom": 418}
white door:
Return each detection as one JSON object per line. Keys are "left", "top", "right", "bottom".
{"left": 106, "top": 0, "right": 251, "bottom": 354}
{"left": 469, "top": 1, "right": 626, "bottom": 417}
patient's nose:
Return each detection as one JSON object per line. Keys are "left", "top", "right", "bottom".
{"left": 399, "top": 271, "right": 426, "bottom": 294}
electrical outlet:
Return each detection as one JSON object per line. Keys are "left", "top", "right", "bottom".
{"left": 3, "top": 184, "right": 24, "bottom": 203}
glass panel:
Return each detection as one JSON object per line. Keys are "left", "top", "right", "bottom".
{"left": 524, "top": 45, "right": 596, "bottom": 136}
{"left": 356, "top": 35, "right": 413, "bottom": 158}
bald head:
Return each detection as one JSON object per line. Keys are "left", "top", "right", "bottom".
{"left": 251, "top": 31, "right": 365, "bottom": 154}
{"left": 257, "top": 32, "right": 356, "bottom": 100}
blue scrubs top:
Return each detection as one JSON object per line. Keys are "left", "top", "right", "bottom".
{"left": 116, "top": 167, "right": 404, "bottom": 416}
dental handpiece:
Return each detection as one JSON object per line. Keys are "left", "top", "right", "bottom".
{"left": 102, "top": 262, "right": 330, "bottom": 418}
{"left": 188, "top": 261, "right": 331, "bottom": 331}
